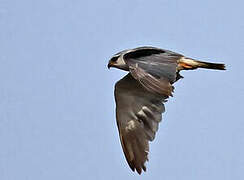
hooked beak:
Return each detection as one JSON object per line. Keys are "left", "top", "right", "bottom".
{"left": 107, "top": 61, "right": 114, "bottom": 69}
{"left": 107, "top": 63, "right": 111, "bottom": 69}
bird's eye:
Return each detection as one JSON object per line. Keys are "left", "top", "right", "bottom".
{"left": 110, "top": 56, "right": 118, "bottom": 62}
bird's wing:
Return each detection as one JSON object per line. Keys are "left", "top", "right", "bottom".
{"left": 114, "top": 73, "right": 167, "bottom": 174}
{"left": 123, "top": 47, "right": 183, "bottom": 96}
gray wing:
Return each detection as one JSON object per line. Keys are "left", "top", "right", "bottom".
{"left": 114, "top": 73, "right": 167, "bottom": 174}
{"left": 123, "top": 47, "right": 183, "bottom": 96}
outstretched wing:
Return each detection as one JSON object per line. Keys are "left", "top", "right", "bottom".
{"left": 123, "top": 47, "right": 183, "bottom": 96}
{"left": 114, "top": 74, "right": 168, "bottom": 174}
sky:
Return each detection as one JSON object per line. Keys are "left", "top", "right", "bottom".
{"left": 0, "top": 0, "right": 244, "bottom": 179}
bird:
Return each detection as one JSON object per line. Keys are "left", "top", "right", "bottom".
{"left": 107, "top": 46, "right": 225, "bottom": 174}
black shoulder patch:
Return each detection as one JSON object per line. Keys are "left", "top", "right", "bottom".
{"left": 124, "top": 48, "right": 165, "bottom": 59}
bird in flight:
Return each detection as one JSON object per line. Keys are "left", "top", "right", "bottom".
{"left": 107, "top": 46, "right": 225, "bottom": 174}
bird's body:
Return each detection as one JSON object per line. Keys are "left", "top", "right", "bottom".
{"left": 108, "top": 46, "right": 225, "bottom": 174}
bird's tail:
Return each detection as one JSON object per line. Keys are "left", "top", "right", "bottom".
{"left": 178, "top": 57, "right": 226, "bottom": 71}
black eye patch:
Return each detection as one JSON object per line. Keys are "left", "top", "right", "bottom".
{"left": 110, "top": 56, "right": 119, "bottom": 62}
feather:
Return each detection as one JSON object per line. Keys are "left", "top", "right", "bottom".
{"left": 115, "top": 74, "right": 167, "bottom": 174}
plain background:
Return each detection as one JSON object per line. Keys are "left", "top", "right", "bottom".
{"left": 1, "top": 0, "right": 244, "bottom": 179}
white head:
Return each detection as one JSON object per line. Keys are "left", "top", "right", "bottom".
{"left": 108, "top": 50, "right": 129, "bottom": 71}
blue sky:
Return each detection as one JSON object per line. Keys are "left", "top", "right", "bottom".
{"left": 0, "top": 0, "right": 243, "bottom": 179}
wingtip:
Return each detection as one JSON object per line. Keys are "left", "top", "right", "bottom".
{"left": 127, "top": 159, "right": 147, "bottom": 175}
{"left": 142, "top": 164, "right": 147, "bottom": 172}
{"left": 128, "top": 163, "right": 135, "bottom": 172}
{"left": 136, "top": 168, "right": 142, "bottom": 175}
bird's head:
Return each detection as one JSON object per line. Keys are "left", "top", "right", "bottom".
{"left": 107, "top": 52, "right": 129, "bottom": 71}
{"left": 107, "top": 55, "right": 119, "bottom": 69}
